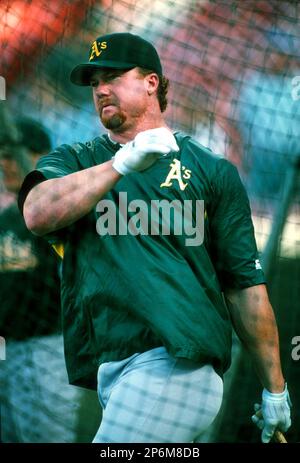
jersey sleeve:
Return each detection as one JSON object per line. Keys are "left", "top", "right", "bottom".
{"left": 35, "top": 143, "right": 81, "bottom": 179}
{"left": 18, "top": 144, "right": 80, "bottom": 214}
{"left": 209, "top": 159, "right": 266, "bottom": 290}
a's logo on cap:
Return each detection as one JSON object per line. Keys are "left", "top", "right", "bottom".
{"left": 89, "top": 40, "right": 107, "bottom": 61}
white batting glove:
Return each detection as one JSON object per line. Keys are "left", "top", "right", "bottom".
{"left": 251, "top": 383, "right": 292, "bottom": 443}
{"left": 112, "top": 127, "right": 179, "bottom": 175}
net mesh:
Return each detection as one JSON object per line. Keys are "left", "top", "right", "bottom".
{"left": 0, "top": 0, "right": 299, "bottom": 443}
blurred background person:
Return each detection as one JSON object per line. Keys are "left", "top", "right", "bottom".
{"left": 236, "top": 34, "right": 300, "bottom": 213}
{"left": 0, "top": 107, "right": 99, "bottom": 442}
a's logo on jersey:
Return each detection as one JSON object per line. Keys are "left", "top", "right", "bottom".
{"left": 160, "top": 159, "right": 192, "bottom": 191}
{"left": 255, "top": 259, "right": 262, "bottom": 270}
{"left": 89, "top": 41, "right": 107, "bottom": 61}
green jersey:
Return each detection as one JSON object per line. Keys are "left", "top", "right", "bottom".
{"left": 19, "top": 132, "right": 265, "bottom": 389}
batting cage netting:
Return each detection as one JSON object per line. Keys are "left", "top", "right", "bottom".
{"left": 0, "top": 0, "right": 299, "bottom": 444}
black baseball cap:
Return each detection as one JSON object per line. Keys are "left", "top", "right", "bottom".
{"left": 70, "top": 32, "right": 162, "bottom": 86}
{"left": 16, "top": 117, "right": 52, "bottom": 153}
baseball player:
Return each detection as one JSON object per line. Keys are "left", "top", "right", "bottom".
{"left": 19, "top": 32, "right": 291, "bottom": 443}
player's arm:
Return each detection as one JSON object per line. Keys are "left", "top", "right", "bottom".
{"left": 224, "top": 284, "right": 284, "bottom": 392}
{"left": 24, "top": 128, "right": 179, "bottom": 236}
{"left": 224, "top": 284, "right": 291, "bottom": 443}
{"left": 209, "top": 159, "right": 291, "bottom": 442}
{"left": 24, "top": 159, "right": 121, "bottom": 236}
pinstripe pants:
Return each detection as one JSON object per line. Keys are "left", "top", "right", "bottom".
{"left": 93, "top": 346, "right": 223, "bottom": 443}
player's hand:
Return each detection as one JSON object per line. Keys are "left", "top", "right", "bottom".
{"left": 112, "top": 127, "right": 179, "bottom": 175}
{"left": 251, "top": 383, "right": 292, "bottom": 443}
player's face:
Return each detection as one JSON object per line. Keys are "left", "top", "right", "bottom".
{"left": 0, "top": 153, "right": 24, "bottom": 192}
{"left": 90, "top": 68, "right": 149, "bottom": 132}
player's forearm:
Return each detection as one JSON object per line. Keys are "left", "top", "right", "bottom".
{"left": 23, "top": 160, "right": 122, "bottom": 236}
{"left": 224, "top": 284, "right": 285, "bottom": 393}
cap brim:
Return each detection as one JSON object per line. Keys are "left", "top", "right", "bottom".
{"left": 70, "top": 62, "right": 136, "bottom": 86}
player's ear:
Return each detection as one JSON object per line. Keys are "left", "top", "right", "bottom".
{"left": 144, "top": 73, "right": 159, "bottom": 95}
